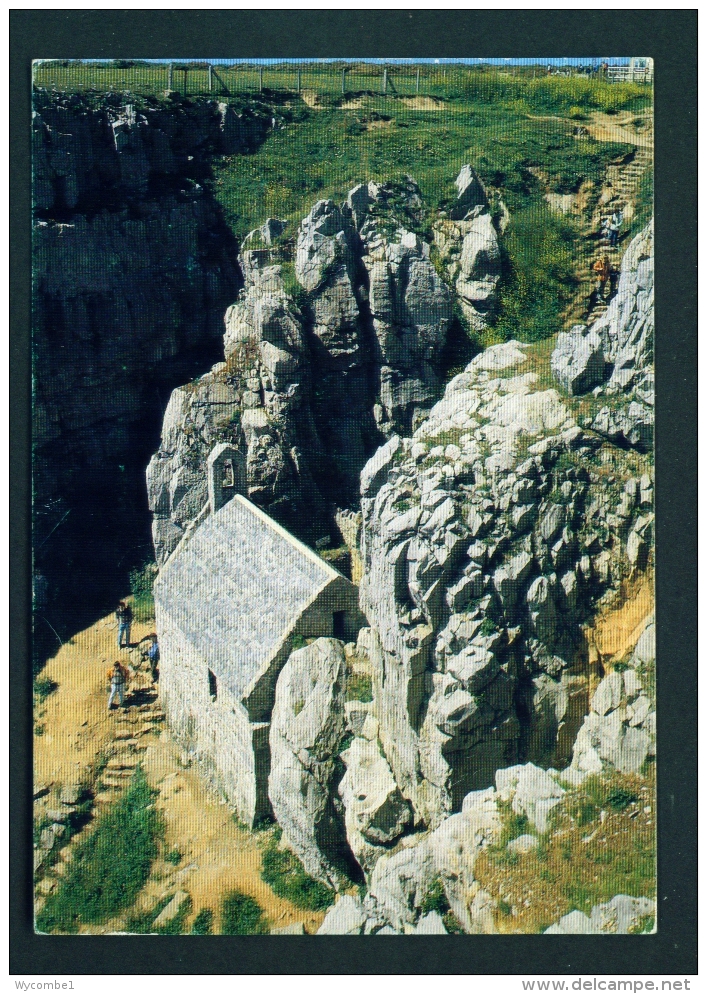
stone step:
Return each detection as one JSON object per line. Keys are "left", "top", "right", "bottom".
{"left": 100, "top": 777, "right": 128, "bottom": 789}
{"left": 94, "top": 792, "right": 116, "bottom": 804}
{"left": 106, "top": 758, "right": 138, "bottom": 770}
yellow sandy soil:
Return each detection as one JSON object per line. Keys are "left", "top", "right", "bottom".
{"left": 589, "top": 573, "right": 655, "bottom": 664}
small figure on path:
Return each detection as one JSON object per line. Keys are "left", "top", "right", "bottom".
{"left": 592, "top": 255, "right": 612, "bottom": 300}
{"left": 116, "top": 600, "right": 133, "bottom": 648}
{"left": 148, "top": 636, "right": 160, "bottom": 682}
{"left": 107, "top": 660, "right": 129, "bottom": 710}
{"left": 608, "top": 209, "right": 623, "bottom": 247}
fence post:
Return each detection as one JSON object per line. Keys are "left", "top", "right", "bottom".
{"left": 183, "top": 69, "right": 188, "bottom": 97}
{"left": 167, "top": 63, "right": 173, "bottom": 92}
{"left": 416, "top": 67, "right": 420, "bottom": 93}
{"left": 382, "top": 68, "right": 387, "bottom": 94}
{"left": 259, "top": 65, "right": 263, "bottom": 91}
{"left": 208, "top": 63, "right": 212, "bottom": 93}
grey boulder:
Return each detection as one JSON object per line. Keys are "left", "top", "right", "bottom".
{"left": 551, "top": 326, "right": 606, "bottom": 396}
{"left": 268, "top": 638, "right": 351, "bottom": 887}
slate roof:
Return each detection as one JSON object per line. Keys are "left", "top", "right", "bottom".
{"left": 155, "top": 495, "right": 339, "bottom": 700}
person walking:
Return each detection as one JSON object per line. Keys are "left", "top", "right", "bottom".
{"left": 592, "top": 255, "right": 612, "bottom": 299}
{"left": 107, "top": 660, "right": 129, "bottom": 710}
{"left": 147, "top": 636, "right": 160, "bottom": 682}
{"left": 608, "top": 209, "right": 623, "bottom": 247}
{"left": 116, "top": 601, "right": 133, "bottom": 648}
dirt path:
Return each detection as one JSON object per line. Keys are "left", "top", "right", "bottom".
{"left": 34, "top": 610, "right": 325, "bottom": 934}
{"left": 527, "top": 110, "right": 653, "bottom": 149}
{"left": 585, "top": 111, "right": 653, "bottom": 148}
{"left": 34, "top": 612, "right": 155, "bottom": 790}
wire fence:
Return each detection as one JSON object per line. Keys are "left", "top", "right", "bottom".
{"left": 32, "top": 60, "right": 647, "bottom": 101}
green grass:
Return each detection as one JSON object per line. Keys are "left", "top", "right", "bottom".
{"left": 219, "top": 890, "right": 269, "bottom": 935}
{"left": 493, "top": 201, "right": 581, "bottom": 343}
{"left": 190, "top": 908, "right": 214, "bottom": 935}
{"left": 260, "top": 827, "right": 335, "bottom": 911}
{"left": 476, "top": 769, "right": 655, "bottom": 933}
{"left": 420, "top": 877, "right": 466, "bottom": 934}
{"left": 36, "top": 767, "right": 163, "bottom": 933}
{"left": 33, "top": 61, "right": 648, "bottom": 115}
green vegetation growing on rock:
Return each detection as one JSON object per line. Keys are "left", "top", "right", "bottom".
{"left": 36, "top": 767, "right": 163, "bottom": 933}
{"left": 260, "top": 827, "right": 335, "bottom": 911}
{"left": 129, "top": 560, "right": 157, "bottom": 623}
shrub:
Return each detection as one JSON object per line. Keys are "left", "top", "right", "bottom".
{"left": 346, "top": 672, "right": 373, "bottom": 703}
{"left": 129, "top": 561, "right": 157, "bottom": 622}
{"left": 219, "top": 890, "right": 269, "bottom": 934}
{"left": 421, "top": 876, "right": 465, "bottom": 933}
{"left": 191, "top": 908, "right": 214, "bottom": 935}
{"left": 33, "top": 676, "right": 58, "bottom": 702}
{"left": 165, "top": 847, "right": 183, "bottom": 865}
{"left": 260, "top": 828, "right": 334, "bottom": 911}
{"left": 36, "top": 767, "right": 163, "bottom": 933}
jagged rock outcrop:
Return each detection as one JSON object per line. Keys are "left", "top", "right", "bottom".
{"left": 551, "top": 221, "right": 654, "bottom": 451}
{"left": 551, "top": 326, "right": 606, "bottom": 396}
{"left": 267, "top": 638, "right": 354, "bottom": 887}
{"left": 33, "top": 90, "right": 272, "bottom": 213}
{"left": 147, "top": 250, "right": 331, "bottom": 560}
{"left": 434, "top": 166, "right": 502, "bottom": 332}
{"left": 148, "top": 173, "right": 491, "bottom": 561}
{"left": 338, "top": 735, "right": 412, "bottom": 875}
{"left": 568, "top": 616, "right": 655, "bottom": 780}
{"left": 359, "top": 340, "right": 653, "bottom": 829}
{"left": 544, "top": 895, "right": 656, "bottom": 934}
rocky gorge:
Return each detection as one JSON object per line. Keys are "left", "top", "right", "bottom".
{"left": 32, "top": 84, "right": 655, "bottom": 933}
{"left": 147, "top": 190, "right": 655, "bottom": 933}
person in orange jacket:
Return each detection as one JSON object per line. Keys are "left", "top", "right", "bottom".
{"left": 107, "top": 660, "right": 130, "bottom": 710}
{"left": 592, "top": 255, "right": 612, "bottom": 299}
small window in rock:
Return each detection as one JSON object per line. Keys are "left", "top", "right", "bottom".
{"left": 222, "top": 459, "right": 235, "bottom": 489}
{"left": 333, "top": 611, "right": 346, "bottom": 640}
{"left": 208, "top": 669, "right": 218, "bottom": 701}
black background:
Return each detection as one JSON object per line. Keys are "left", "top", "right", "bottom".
{"left": 10, "top": 9, "right": 697, "bottom": 977}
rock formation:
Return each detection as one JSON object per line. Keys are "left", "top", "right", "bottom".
{"left": 358, "top": 336, "right": 653, "bottom": 830}
{"left": 434, "top": 166, "right": 502, "bottom": 332}
{"left": 148, "top": 169, "right": 498, "bottom": 561}
{"left": 268, "top": 638, "right": 356, "bottom": 887}
{"left": 552, "top": 221, "right": 654, "bottom": 451}
{"left": 568, "top": 616, "right": 655, "bottom": 780}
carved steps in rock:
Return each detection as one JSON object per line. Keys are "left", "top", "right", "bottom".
{"left": 561, "top": 142, "right": 652, "bottom": 328}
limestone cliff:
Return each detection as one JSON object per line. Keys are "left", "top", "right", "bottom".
{"left": 359, "top": 340, "right": 653, "bottom": 828}
{"left": 32, "top": 90, "right": 271, "bottom": 621}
